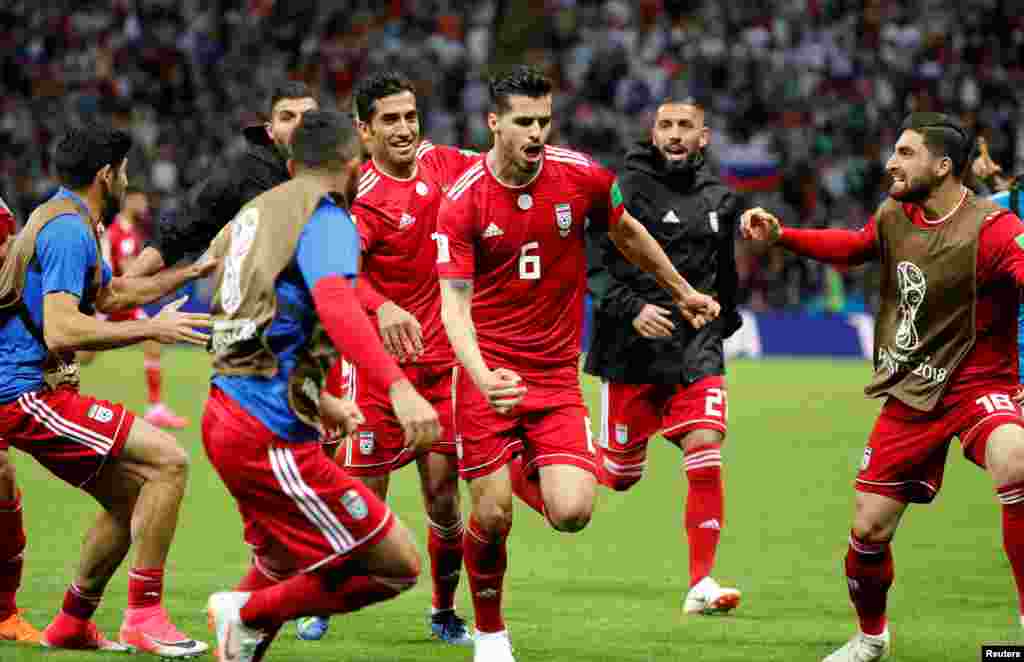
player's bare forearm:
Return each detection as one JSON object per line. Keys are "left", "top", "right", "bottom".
{"left": 95, "top": 263, "right": 201, "bottom": 313}
{"left": 439, "top": 278, "right": 491, "bottom": 384}
{"left": 608, "top": 213, "right": 694, "bottom": 299}
{"left": 43, "top": 292, "right": 155, "bottom": 352}
{"left": 122, "top": 246, "right": 166, "bottom": 277}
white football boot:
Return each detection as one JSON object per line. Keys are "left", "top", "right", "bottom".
{"left": 206, "top": 592, "right": 265, "bottom": 662}
{"left": 822, "top": 629, "right": 891, "bottom": 662}
{"left": 683, "top": 576, "right": 742, "bottom": 615}
{"left": 473, "top": 630, "right": 515, "bottom": 662}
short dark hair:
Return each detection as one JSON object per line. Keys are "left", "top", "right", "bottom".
{"left": 290, "top": 110, "right": 360, "bottom": 170}
{"left": 900, "top": 112, "right": 973, "bottom": 179}
{"left": 53, "top": 124, "right": 133, "bottom": 190}
{"left": 267, "top": 80, "right": 316, "bottom": 117}
{"left": 353, "top": 71, "right": 416, "bottom": 123}
{"left": 489, "top": 65, "right": 553, "bottom": 115}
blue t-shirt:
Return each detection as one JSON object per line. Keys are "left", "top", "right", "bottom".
{"left": 213, "top": 198, "right": 360, "bottom": 442}
{"left": 0, "top": 188, "right": 112, "bottom": 403}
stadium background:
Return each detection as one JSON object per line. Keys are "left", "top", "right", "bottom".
{"left": 2, "top": 2, "right": 1023, "bottom": 660}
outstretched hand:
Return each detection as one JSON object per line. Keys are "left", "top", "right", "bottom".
{"left": 151, "top": 296, "right": 211, "bottom": 346}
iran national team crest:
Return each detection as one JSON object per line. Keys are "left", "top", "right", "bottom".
{"left": 860, "top": 447, "right": 873, "bottom": 472}
{"left": 615, "top": 423, "right": 629, "bottom": 446}
{"left": 555, "top": 203, "right": 573, "bottom": 237}
{"left": 358, "top": 431, "right": 375, "bottom": 455}
{"left": 341, "top": 489, "right": 368, "bottom": 520}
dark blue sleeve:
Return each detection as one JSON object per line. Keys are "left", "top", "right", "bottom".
{"left": 296, "top": 202, "right": 360, "bottom": 290}
{"left": 35, "top": 214, "right": 97, "bottom": 299}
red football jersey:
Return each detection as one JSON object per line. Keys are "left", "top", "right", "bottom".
{"left": 436, "top": 145, "right": 624, "bottom": 382}
{"left": 104, "top": 216, "right": 145, "bottom": 276}
{"left": 353, "top": 140, "right": 480, "bottom": 367}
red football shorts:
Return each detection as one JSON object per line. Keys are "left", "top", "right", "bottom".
{"left": 0, "top": 387, "right": 134, "bottom": 488}
{"left": 454, "top": 365, "right": 596, "bottom": 480}
{"left": 334, "top": 362, "right": 457, "bottom": 477}
{"left": 596, "top": 376, "right": 727, "bottom": 483}
{"left": 202, "top": 386, "right": 394, "bottom": 575}
{"left": 857, "top": 385, "right": 1024, "bottom": 504}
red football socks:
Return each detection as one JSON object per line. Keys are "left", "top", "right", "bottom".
{"left": 239, "top": 568, "right": 407, "bottom": 631}
{"left": 427, "top": 518, "right": 464, "bottom": 611}
{"left": 0, "top": 491, "right": 25, "bottom": 619}
{"left": 144, "top": 357, "right": 162, "bottom": 404}
{"left": 235, "top": 563, "right": 281, "bottom": 661}
{"left": 127, "top": 567, "right": 164, "bottom": 611}
{"left": 845, "top": 533, "right": 893, "bottom": 636}
{"left": 508, "top": 454, "right": 546, "bottom": 518}
{"left": 61, "top": 583, "right": 102, "bottom": 621}
{"left": 684, "top": 446, "right": 724, "bottom": 587}
{"left": 463, "top": 516, "right": 508, "bottom": 634}
{"left": 998, "top": 481, "right": 1024, "bottom": 614}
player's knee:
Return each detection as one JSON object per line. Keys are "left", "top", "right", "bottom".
{"left": 150, "top": 436, "right": 190, "bottom": 484}
{"left": 546, "top": 499, "right": 593, "bottom": 533}
{"left": 681, "top": 431, "right": 724, "bottom": 453}
{"left": 990, "top": 433, "right": 1024, "bottom": 484}
{"left": 472, "top": 501, "right": 513, "bottom": 541}
{"left": 851, "top": 513, "right": 897, "bottom": 544}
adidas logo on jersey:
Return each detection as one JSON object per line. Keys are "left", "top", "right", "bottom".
{"left": 698, "top": 519, "right": 721, "bottom": 530}
{"left": 483, "top": 222, "right": 504, "bottom": 238}
{"left": 399, "top": 213, "right": 415, "bottom": 229}
{"left": 662, "top": 210, "right": 681, "bottom": 224}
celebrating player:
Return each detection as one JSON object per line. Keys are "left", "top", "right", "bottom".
{"left": 436, "top": 65, "right": 720, "bottom": 662}
{"left": 295, "top": 72, "right": 478, "bottom": 645}
{"left": 585, "top": 99, "right": 744, "bottom": 615}
{"left": 103, "top": 186, "right": 189, "bottom": 428}
{"left": 127, "top": 81, "right": 318, "bottom": 277}
{"left": 742, "top": 112, "right": 1024, "bottom": 662}
{"left": 203, "top": 110, "right": 441, "bottom": 662}
{"left": 0, "top": 124, "right": 213, "bottom": 656}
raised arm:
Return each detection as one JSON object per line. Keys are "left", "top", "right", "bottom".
{"left": 44, "top": 292, "right": 209, "bottom": 352}
{"left": 741, "top": 207, "right": 878, "bottom": 266}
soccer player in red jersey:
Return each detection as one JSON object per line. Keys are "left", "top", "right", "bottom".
{"left": 297, "top": 71, "right": 480, "bottom": 645}
{"left": 435, "top": 66, "right": 720, "bottom": 661}
{"left": 0, "top": 195, "right": 41, "bottom": 645}
{"left": 743, "top": 112, "right": 1024, "bottom": 662}
{"left": 102, "top": 187, "right": 188, "bottom": 429}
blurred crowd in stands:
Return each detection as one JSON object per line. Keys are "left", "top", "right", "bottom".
{"left": 1, "top": 0, "right": 1021, "bottom": 313}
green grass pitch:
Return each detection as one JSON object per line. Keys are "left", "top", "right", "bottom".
{"left": 5, "top": 348, "right": 1019, "bottom": 661}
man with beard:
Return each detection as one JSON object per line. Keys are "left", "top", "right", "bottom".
{"left": 436, "top": 66, "right": 720, "bottom": 662}
{"left": 584, "top": 99, "right": 744, "bottom": 616}
{"left": 126, "top": 81, "right": 318, "bottom": 276}
{"left": 743, "top": 112, "right": 1024, "bottom": 662}
{"left": 0, "top": 124, "right": 214, "bottom": 656}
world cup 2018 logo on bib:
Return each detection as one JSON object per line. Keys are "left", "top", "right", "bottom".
{"left": 555, "top": 203, "right": 573, "bottom": 238}
{"left": 895, "top": 261, "right": 926, "bottom": 351}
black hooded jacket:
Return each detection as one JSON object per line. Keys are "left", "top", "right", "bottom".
{"left": 149, "top": 125, "right": 289, "bottom": 265}
{"left": 584, "top": 141, "right": 742, "bottom": 385}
